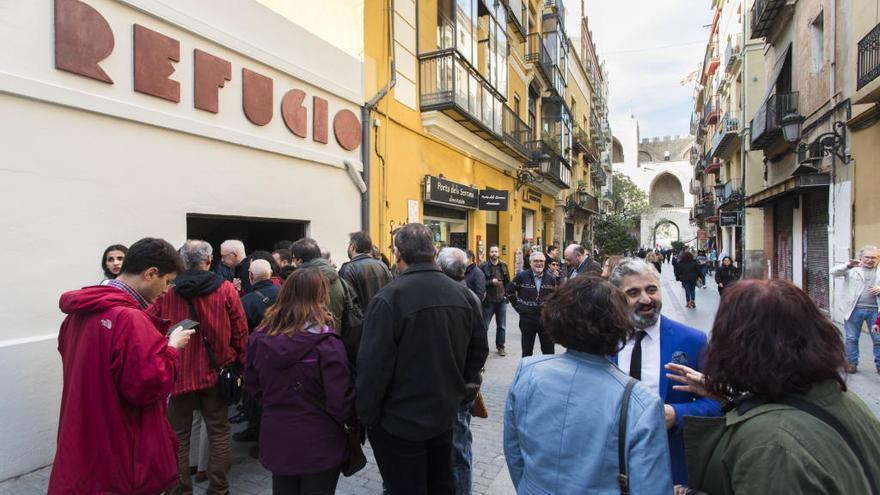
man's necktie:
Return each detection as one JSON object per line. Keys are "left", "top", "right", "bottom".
{"left": 629, "top": 330, "right": 647, "bottom": 381}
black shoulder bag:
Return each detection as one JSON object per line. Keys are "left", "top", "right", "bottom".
{"left": 186, "top": 299, "right": 243, "bottom": 404}
{"left": 617, "top": 379, "right": 637, "bottom": 495}
{"left": 337, "top": 279, "right": 364, "bottom": 364}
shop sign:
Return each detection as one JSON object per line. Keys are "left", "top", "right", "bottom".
{"left": 478, "top": 190, "right": 509, "bottom": 211}
{"left": 720, "top": 210, "right": 742, "bottom": 226}
{"left": 424, "top": 176, "right": 478, "bottom": 209}
{"left": 522, "top": 188, "right": 542, "bottom": 204}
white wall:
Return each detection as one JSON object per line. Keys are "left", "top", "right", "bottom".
{"left": 0, "top": 0, "right": 363, "bottom": 479}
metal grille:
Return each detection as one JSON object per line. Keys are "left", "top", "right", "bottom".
{"left": 804, "top": 189, "right": 830, "bottom": 311}
{"left": 857, "top": 22, "right": 880, "bottom": 90}
{"left": 773, "top": 199, "right": 794, "bottom": 281}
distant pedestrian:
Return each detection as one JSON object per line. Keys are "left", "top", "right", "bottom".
{"left": 504, "top": 276, "right": 673, "bottom": 494}
{"left": 50, "top": 238, "right": 193, "bottom": 495}
{"left": 707, "top": 249, "right": 718, "bottom": 275}
{"left": 100, "top": 243, "right": 127, "bottom": 282}
{"left": 695, "top": 250, "right": 709, "bottom": 288}
{"left": 563, "top": 244, "right": 602, "bottom": 279}
{"left": 831, "top": 246, "right": 880, "bottom": 374}
{"left": 646, "top": 249, "right": 663, "bottom": 274}
{"left": 245, "top": 268, "right": 355, "bottom": 494}
{"left": 464, "top": 250, "right": 486, "bottom": 302}
{"left": 674, "top": 251, "right": 701, "bottom": 309}
{"left": 437, "top": 247, "right": 483, "bottom": 495}
{"left": 480, "top": 245, "right": 511, "bottom": 356}
{"left": 668, "top": 279, "right": 880, "bottom": 494}
{"left": 507, "top": 251, "right": 560, "bottom": 357}
{"left": 714, "top": 256, "right": 740, "bottom": 294}
{"left": 357, "top": 224, "right": 488, "bottom": 495}
{"left": 545, "top": 244, "right": 560, "bottom": 265}
{"left": 148, "top": 240, "right": 248, "bottom": 495}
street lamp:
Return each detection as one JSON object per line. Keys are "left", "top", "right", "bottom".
{"left": 781, "top": 112, "right": 805, "bottom": 143}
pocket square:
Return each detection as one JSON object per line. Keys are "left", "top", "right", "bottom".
{"left": 671, "top": 351, "right": 689, "bottom": 365}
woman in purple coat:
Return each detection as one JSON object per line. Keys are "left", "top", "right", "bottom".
{"left": 245, "top": 268, "right": 355, "bottom": 494}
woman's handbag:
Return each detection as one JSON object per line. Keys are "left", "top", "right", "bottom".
{"left": 470, "top": 390, "right": 489, "bottom": 418}
{"left": 292, "top": 380, "right": 367, "bottom": 476}
{"left": 186, "top": 300, "right": 243, "bottom": 404}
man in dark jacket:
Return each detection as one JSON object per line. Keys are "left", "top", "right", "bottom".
{"left": 240, "top": 259, "right": 280, "bottom": 332}
{"left": 464, "top": 250, "right": 486, "bottom": 302}
{"left": 292, "top": 238, "right": 345, "bottom": 329}
{"left": 219, "top": 239, "right": 252, "bottom": 294}
{"left": 148, "top": 240, "right": 248, "bottom": 495}
{"left": 357, "top": 223, "right": 489, "bottom": 494}
{"left": 480, "top": 245, "right": 511, "bottom": 356}
{"left": 507, "top": 251, "right": 560, "bottom": 357}
{"left": 563, "top": 243, "right": 602, "bottom": 279}
{"left": 338, "top": 231, "right": 393, "bottom": 312}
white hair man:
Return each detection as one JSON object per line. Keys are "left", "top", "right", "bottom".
{"left": 505, "top": 251, "right": 560, "bottom": 357}
{"left": 609, "top": 258, "right": 721, "bottom": 485}
{"left": 563, "top": 243, "right": 602, "bottom": 279}
{"left": 219, "top": 239, "right": 251, "bottom": 294}
{"left": 832, "top": 245, "right": 880, "bottom": 374}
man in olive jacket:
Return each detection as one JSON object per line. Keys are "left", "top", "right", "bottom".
{"left": 291, "top": 238, "right": 345, "bottom": 328}
{"left": 357, "top": 223, "right": 489, "bottom": 494}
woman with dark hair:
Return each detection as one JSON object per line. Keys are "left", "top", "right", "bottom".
{"left": 504, "top": 276, "right": 672, "bottom": 493}
{"left": 245, "top": 268, "right": 355, "bottom": 494}
{"left": 714, "top": 256, "right": 739, "bottom": 294}
{"left": 673, "top": 251, "right": 701, "bottom": 309}
{"left": 100, "top": 244, "right": 127, "bottom": 281}
{"left": 250, "top": 250, "right": 284, "bottom": 286}
{"left": 667, "top": 279, "right": 880, "bottom": 494}
{"left": 600, "top": 255, "right": 624, "bottom": 280}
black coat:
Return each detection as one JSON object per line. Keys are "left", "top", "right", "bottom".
{"left": 240, "top": 279, "right": 280, "bottom": 332}
{"left": 674, "top": 260, "right": 701, "bottom": 283}
{"left": 505, "top": 269, "right": 561, "bottom": 316}
{"left": 479, "top": 260, "right": 511, "bottom": 304}
{"left": 715, "top": 265, "right": 740, "bottom": 289}
{"left": 338, "top": 253, "right": 393, "bottom": 312}
{"left": 465, "top": 263, "right": 487, "bottom": 301}
{"left": 355, "top": 262, "right": 489, "bottom": 440}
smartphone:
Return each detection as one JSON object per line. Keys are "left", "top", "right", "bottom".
{"left": 168, "top": 319, "right": 199, "bottom": 336}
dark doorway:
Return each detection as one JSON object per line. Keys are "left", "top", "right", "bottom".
{"left": 186, "top": 214, "right": 308, "bottom": 256}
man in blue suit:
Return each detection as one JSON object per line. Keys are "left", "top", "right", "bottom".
{"left": 610, "top": 258, "right": 721, "bottom": 486}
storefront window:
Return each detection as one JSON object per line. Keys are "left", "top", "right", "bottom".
{"left": 424, "top": 203, "right": 469, "bottom": 249}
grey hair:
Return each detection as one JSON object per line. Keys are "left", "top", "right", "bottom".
{"left": 220, "top": 239, "right": 245, "bottom": 256}
{"left": 564, "top": 243, "right": 586, "bottom": 257}
{"left": 437, "top": 247, "right": 467, "bottom": 281}
{"left": 858, "top": 245, "right": 879, "bottom": 257}
{"left": 248, "top": 259, "right": 272, "bottom": 280}
{"left": 609, "top": 258, "right": 661, "bottom": 288}
{"left": 180, "top": 240, "right": 213, "bottom": 269}
{"left": 320, "top": 246, "right": 332, "bottom": 260}
{"left": 529, "top": 251, "right": 546, "bottom": 261}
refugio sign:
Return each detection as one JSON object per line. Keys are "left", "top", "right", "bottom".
{"left": 478, "top": 190, "right": 509, "bottom": 211}
{"left": 424, "top": 176, "right": 478, "bottom": 209}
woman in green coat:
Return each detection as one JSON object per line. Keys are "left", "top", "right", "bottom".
{"left": 666, "top": 279, "right": 880, "bottom": 495}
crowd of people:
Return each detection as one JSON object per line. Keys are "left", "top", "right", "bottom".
{"left": 47, "top": 230, "right": 880, "bottom": 494}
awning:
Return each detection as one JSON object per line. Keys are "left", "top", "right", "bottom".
{"left": 762, "top": 43, "right": 791, "bottom": 102}
{"left": 744, "top": 173, "right": 830, "bottom": 207}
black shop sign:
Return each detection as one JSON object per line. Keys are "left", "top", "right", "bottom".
{"left": 424, "top": 176, "right": 478, "bottom": 209}
{"left": 720, "top": 210, "right": 742, "bottom": 226}
{"left": 478, "top": 190, "right": 509, "bottom": 211}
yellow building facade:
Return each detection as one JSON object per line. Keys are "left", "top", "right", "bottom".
{"left": 364, "top": 0, "right": 604, "bottom": 269}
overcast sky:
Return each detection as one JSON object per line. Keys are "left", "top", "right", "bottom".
{"left": 566, "top": 1, "right": 713, "bottom": 139}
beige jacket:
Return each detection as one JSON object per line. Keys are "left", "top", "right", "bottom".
{"left": 831, "top": 263, "right": 880, "bottom": 319}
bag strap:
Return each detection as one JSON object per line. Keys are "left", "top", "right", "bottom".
{"left": 781, "top": 396, "right": 878, "bottom": 495}
{"left": 185, "top": 298, "right": 221, "bottom": 373}
{"left": 617, "top": 378, "right": 637, "bottom": 495}
{"left": 289, "top": 333, "right": 352, "bottom": 430}
{"left": 253, "top": 289, "right": 271, "bottom": 305}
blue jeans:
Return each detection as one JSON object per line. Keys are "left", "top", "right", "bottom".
{"left": 682, "top": 281, "right": 696, "bottom": 303}
{"left": 451, "top": 401, "right": 473, "bottom": 495}
{"left": 845, "top": 307, "right": 880, "bottom": 367}
{"left": 482, "top": 301, "right": 507, "bottom": 349}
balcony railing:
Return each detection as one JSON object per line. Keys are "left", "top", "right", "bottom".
{"left": 576, "top": 191, "right": 599, "bottom": 213}
{"left": 546, "top": 157, "right": 572, "bottom": 188}
{"left": 501, "top": 0, "right": 527, "bottom": 42}
{"left": 724, "top": 34, "right": 742, "bottom": 73}
{"left": 709, "top": 112, "right": 740, "bottom": 159}
{"left": 750, "top": 92, "right": 799, "bottom": 150}
{"left": 858, "top": 23, "right": 880, "bottom": 90}
{"left": 502, "top": 105, "right": 533, "bottom": 159}
{"left": 573, "top": 124, "right": 589, "bottom": 154}
{"left": 591, "top": 163, "right": 607, "bottom": 187}
{"left": 703, "top": 95, "right": 720, "bottom": 126}
{"left": 526, "top": 32, "right": 555, "bottom": 93}
{"left": 750, "top": 0, "right": 785, "bottom": 39}
{"left": 717, "top": 178, "right": 744, "bottom": 206}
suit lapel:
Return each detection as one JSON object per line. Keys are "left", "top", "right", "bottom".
{"left": 659, "top": 316, "right": 674, "bottom": 401}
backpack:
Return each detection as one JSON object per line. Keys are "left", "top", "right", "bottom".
{"left": 338, "top": 278, "right": 364, "bottom": 364}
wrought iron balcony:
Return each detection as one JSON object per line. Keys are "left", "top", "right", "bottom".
{"left": 703, "top": 95, "right": 720, "bottom": 126}
{"left": 858, "top": 22, "right": 880, "bottom": 90}
{"left": 750, "top": 0, "right": 785, "bottom": 39}
{"left": 528, "top": 139, "right": 571, "bottom": 189}
{"left": 420, "top": 51, "right": 533, "bottom": 160}
{"left": 724, "top": 34, "right": 742, "bottom": 73}
{"left": 574, "top": 191, "right": 599, "bottom": 214}
{"left": 501, "top": 0, "right": 527, "bottom": 42}
{"left": 717, "top": 178, "right": 744, "bottom": 207}
{"left": 750, "top": 92, "right": 799, "bottom": 150}
{"left": 591, "top": 163, "right": 607, "bottom": 187}
{"left": 709, "top": 112, "right": 740, "bottom": 160}
{"left": 572, "top": 124, "right": 589, "bottom": 154}
{"left": 526, "top": 33, "right": 556, "bottom": 94}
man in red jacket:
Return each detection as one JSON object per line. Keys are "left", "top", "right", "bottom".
{"left": 49, "top": 237, "right": 194, "bottom": 495}
{"left": 149, "top": 239, "right": 248, "bottom": 495}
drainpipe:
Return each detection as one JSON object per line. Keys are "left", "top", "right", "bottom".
{"left": 360, "top": 0, "right": 397, "bottom": 233}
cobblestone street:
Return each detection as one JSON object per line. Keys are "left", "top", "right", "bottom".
{"left": 4, "top": 262, "right": 880, "bottom": 494}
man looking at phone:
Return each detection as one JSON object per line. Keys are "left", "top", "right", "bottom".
{"left": 832, "top": 245, "right": 880, "bottom": 374}
{"left": 49, "top": 238, "right": 194, "bottom": 494}
{"left": 148, "top": 240, "right": 248, "bottom": 494}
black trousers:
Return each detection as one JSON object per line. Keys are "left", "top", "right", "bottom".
{"left": 368, "top": 424, "right": 453, "bottom": 495}
{"left": 520, "top": 314, "right": 554, "bottom": 357}
{"left": 271, "top": 468, "right": 339, "bottom": 495}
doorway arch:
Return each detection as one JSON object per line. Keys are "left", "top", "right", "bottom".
{"left": 652, "top": 220, "right": 681, "bottom": 248}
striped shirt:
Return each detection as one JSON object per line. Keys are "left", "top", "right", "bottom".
{"left": 147, "top": 280, "right": 247, "bottom": 396}
{"left": 106, "top": 279, "right": 149, "bottom": 309}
